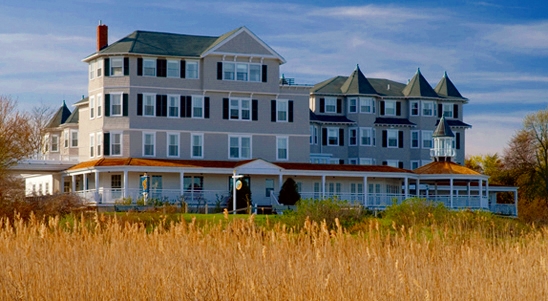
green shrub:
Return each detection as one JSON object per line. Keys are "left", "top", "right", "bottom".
{"left": 281, "top": 197, "right": 367, "bottom": 229}
{"left": 382, "top": 197, "right": 450, "bottom": 228}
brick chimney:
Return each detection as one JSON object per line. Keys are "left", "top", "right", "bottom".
{"left": 97, "top": 21, "right": 108, "bottom": 51}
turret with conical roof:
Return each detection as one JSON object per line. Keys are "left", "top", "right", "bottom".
{"left": 402, "top": 68, "right": 438, "bottom": 98}
{"left": 431, "top": 116, "right": 455, "bottom": 162}
{"left": 340, "top": 64, "right": 377, "bottom": 95}
{"left": 45, "top": 100, "right": 72, "bottom": 129}
{"left": 434, "top": 71, "right": 464, "bottom": 99}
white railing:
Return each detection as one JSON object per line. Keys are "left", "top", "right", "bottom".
{"left": 76, "top": 188, "right": 229, "bottom": 206}
{"left": 490, "top": 204, "right": 517, "bottom": 216}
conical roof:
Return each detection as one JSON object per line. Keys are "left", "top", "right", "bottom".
{"left": 64, "top": 106, "right": 79, "bottom": 124}
{"left": 434, "top": 71, "right": 463, "bottom": 98}
{"left": 414, "top": 161, "right": 481, "bottom": 175}
{"left": 402, "top": 68, "right": 438, "bottom": 98}
{"left": 340, "top": 65, "right": 377, "bottom": 95}
{"left": 45, "top": 101, "right": 72, "bottom": 128}
{"left": 433, "top": 116, "right": 454, "bottom": 137}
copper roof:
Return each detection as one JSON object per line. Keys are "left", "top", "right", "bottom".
{"left": 414, "top": 161, "right": 481, "bottom": 175}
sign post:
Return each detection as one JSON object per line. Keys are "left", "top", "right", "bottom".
{"left": 141, "top": 173, "right": 149, "bottom": 205}
{"left": 231, "top": 170, "right": 243, "bottom": 214}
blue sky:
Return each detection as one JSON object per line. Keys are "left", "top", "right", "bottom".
{"left": 1, "top": 0, "right": 548, "bottom": 156}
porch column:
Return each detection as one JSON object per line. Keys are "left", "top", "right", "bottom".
{"left": 479, "top": 179, "right": 483, "bottom": 200}
{"left": 83, "top": 173, "right": 88, "bottom": 190}
{"left": 123, "top": 170, "right": 129, "bottom": 198}
{"left": 450, "top": 178, "right": 454, "bottom": 209}
{"left": 321, "top": 175, "right": 326, "bottom": 199}
{"left": 179, "top": 171, "right": 185, "bottom": 195}
{"left": 363, "top": 176, "right": 368, "bottom": 207}
{"left": 404, "top": 177, "right": 409, "bottom": 200}
{"left": 416, "top": 179, "right": 420, "bottom": 197}
{"left": 467, "top": 181, "right": 471, "bottom": 200}
{"left": 94, "top": 171, "right": 100, "bottom": 203}
{"left": 71, "top": 175, "right": 76, "bottom": 192}
{"left": 278, "top": 174, "right": 283, "bottom": 191}
{"left": 60, "top": 175, "right": 65, "bottom": 193}
{"left": 514, "top": 189, "right": 519, "bottom": 217}
{"left": 485, "top": 180, "right": 489, "bottom": 198}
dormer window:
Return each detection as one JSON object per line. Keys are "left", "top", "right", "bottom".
{"left": 325, "top": 98, "right": 336, "bottom": 113}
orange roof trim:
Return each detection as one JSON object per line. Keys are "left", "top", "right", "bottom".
{"left": 413, "top": 161, "right": 481, "bottom": 175}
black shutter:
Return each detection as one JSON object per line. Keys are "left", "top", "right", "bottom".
{"left": 398, "top": 131, "right": 404, "bottom": 148}
{"left": 337, "top": 98, "right": 342, "bottom": 114}
{"left": 252, "top": 99, "right": 258, "bottom": 121}
{"left": 456, "top": 132, "right": 461, "bottom": 150}
{"left": 104, "top": 58, "right": 110, "bottom": 77}
{"left": 123, "top": 57, "right": 129, "bottom": 76}
{"left": 103, "top": 133, "right": 110, "bottom": 156}
{"left": 322, "top": 128, "right": 327, "bottom": 146}
{"left": 204, "top": 97, "right": 210, "bottom": 119}
{"left": 339, "top": 128, "right": 344, "bottom": 146}
{"left": 137, "top": 58, "right": 143, "bottom": 76}
{"left": 217, "top": 62, "right": 223, "bottom": 80}
{"left": 453, "top": 104, "right": 459, "bottom": 119}
{"left": 271, "top": 100, "right": 276, "bottom": 122}
{"left": 137, "top": 94, "right": 143, "bottom": 116}
{"left": 438, "top": 103, "right": 443, "bottom": 118}
{"left": 180, "top": 96, "right": 186, "bottom": 118}
{"left": 180, "top": 60, "right": 186, "bottom": 78}
{"left": 262, "top": 65, "right": 267, "bottom": 82}
{"left": 288, "top": 100, "right": 294, "bottom": 122}
{"left": 398, "top": 162, "right": 404, "bottom": 169}
{"left": 104, "top": 94, "right": 110, "bottom": 116}
{"left": 382, "top": 161, "right": 387, "bottom": 166}
{"left": 122, "top": 94, "right": 128, "bottom": 116}
{"left": 339, "top": 159, "right": 345, "bottom": 165}
{"left": 186, "top": 96, "right": 192, "bottom": 118}
{"left": 380, "top": 101, "right": 385, "bottom": 116}
{"left": 382, "top": 130, "right": 387, "bottom": 147}
{"left": 157, "top": 59, "right": 167, "bottom": 77}
{"left": 223, "top": 98, "right": 229, "bottom": 119}
{"left": 162, "top": 95, "right": 167, "bottom": 116}
{"left": 319, "top": 98, "right": 325, "bottom": 113}
{"left": 156, "top": 95, "right": 162, "bottom": 116}
{"left": 396, "top": 102, "right": 401, "bottom": 116}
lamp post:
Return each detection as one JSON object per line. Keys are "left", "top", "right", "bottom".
{"left": 232, "top": 169, "right": 243, "bottom": 214}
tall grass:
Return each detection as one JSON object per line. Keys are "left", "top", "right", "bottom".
{"left": 0, "top": 211, "right": 546, "bottom": 300}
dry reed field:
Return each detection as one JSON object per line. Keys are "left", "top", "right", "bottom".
{"left": 0, "top": 213, "right": 547, "bottom": 300}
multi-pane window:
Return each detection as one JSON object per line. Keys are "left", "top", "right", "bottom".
{"left": 229, "top": 136, "right": 251, "bottom": 159}
{"left": 144, "top": 94, "right": 155, "bottom": 116}
{"left": 422, "top": 101, "right": 434, "bottom": 116}
{"left": 236, "top": 63, "right": 248, "bottom": 81}
{"left": 350, "top": 183, "right": 363, "bottom": 195}
{"left": 111, "top": 175, "right": 122, "bottom": 189}
{"left": 89, "top": 96, "right": 95, "bottom": 119}
{"left": 97, "top": 94, "right": 102, "bottom": 117}
{"left": 167, "top": 60, "right": 179, "bottom": 78}
{"left": 223, "top": 62, "right": 260, "bottom": 82}
{"left": 360, "top": 97, "right": 375, "bottom": 113}
{"left": 96, "top": 59, "right": 102, "bottom": 77}
{"left": 97, "top": 133, "right": 102, "bottom": 157}
{"left": 359, "top": 158, "right": 374, "bottom": 165}
{"left": 386, "top": 160, "right": 399, "bottom": 168}
{"left": 51, "top": 135, "right": 59, "bottom": 152}
{"left": 249, "top": 64, "right": 261, "bottom": 82}
{"left": 89, "top": 61, "right": 95, "bottom": 79}
{"left": 310, "top": 126, "right": 318, "bottom": 145}
{"left": 111, "top": 94, "right": 122, "bottom": 116}
{"left": 411, "top": 130, "right": 420, "bottom": 148}
{"left": 277, "top": 100, "right": 288, "bottom": 122}
{"left": 410, "top": 101, "right": 419, "bottom": 116}
{"left": 191, "top": 133, "right": 203, "bottom": 158}
{"left": 64, "top": 130, "right": 69, "bottom": 148}
{"left": 223, "top": 63, "right": 235, "bottom": 80}
{"left": 443, "top": 103, "right": 453, "bottom": 118}
{"left": 349, "top": 128, "right": 357, "bottom": 145}
{"left": 111, "top": 132, "right": 122, "bottom": 156}
{"left": 143, "top": 133, "right": 155, "bottom": 156}
{"left": 168, "top": 95, "right": 179, "bottom": 117}
{"left": 277, "top": 136, "right": 288, "bottom": 160}
{"left": 186, "top": 61, "right": 199, "bottom": 79}
{"left": 143, "top": 58, "right": 156, "bottom": 76}
{"left": 360, "top": 127, "right": 374, "bottom": 146}
{"left": 387, "top": 129, "right": 398, "bottom": 148}
{"left": 327, "top": 128, "right": 339, "bottom": 145}
{"left": 230, "top": 99, "right": 251, "bottom": 120}
{"left": 348, "top": 98, "right": 357, "bottom": 113}
{"left": 71, "top": 130, "right": 78, "bottom": 147}
{"left": 385, "top": 100, "right": 396, "bottom": 116}
{"left": 325, "top": 98, "right": 336, "bottom": 113}
{"left": 89, "top": 134, "right": 95, "bottom": 157}
{"left": 110, "top": 58, "right": 123, "bottom": 76}
{"left": 167, "top": 133, "right": 179, "bottom": 157}
{"left": 422, "top": 131, "right": 433, "bottom": 148}
{"left": 192, "top": 96, "right": 204, "bottom": 118}
{"left": 265, "top": 179, "right": 274, "bottom": 197}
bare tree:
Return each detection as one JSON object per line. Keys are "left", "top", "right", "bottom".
{"left": 28, "top": 101, "right": 54, "bottom": 159}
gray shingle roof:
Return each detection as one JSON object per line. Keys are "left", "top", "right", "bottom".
{"left": 64, "top": 107, "right": 79, "bottom": 124}
{"left": 311, "top": 76, "right": 349, "bottom": 94}
{"left": 435, "top": 119, "right": 471, "bottom": 128}
{"left": 340, "top": 65, "right": 377, "bottom": 95}
{"left": 434, "top": 72, "right": 464, "bottom": 99}
{"left": 374, "top": 117, "right": 416, "bottom": 127}
{"left": 402, "top": 68, "right": 438, "bottom": 98}
{"left": 309, "top": 111, "right": 356, "bottom": 124}
{"left": 433, "top": 116, "right": 454, "bottom": 137}
{"left": 46, "top": 101, "right": 72, "bottom": 129}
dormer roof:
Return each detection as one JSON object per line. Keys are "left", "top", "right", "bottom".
{"left": 433, "top": 116, "right": 455, "bottom": 137}
{"left": 434, "top": 71, "right": 464, "bottom": 99}
{"left": 340, "top": 65, "right": 377, "bottom": 95}
{"left": 45, "top": 101, "right": 72, "bottom": 129}
{"left": 402, "top": 68, "right": 438, "bottom": 98}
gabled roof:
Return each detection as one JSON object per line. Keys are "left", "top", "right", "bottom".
{"left": 433, "top": 116, "right": 454, "bottom": 137}
{"left": 414, "top": 161, "right": 481, "bottom": 175}
{"left": 434, "top": 72, "right": 464, "bottom": 99}
{"left": 340, "top": 65, "right": 377, "bottom": 95}
{"left": 402, "top": 68, "right": 438, "bottom": 98}
{"left": 74, "top": 96, "right": 88, "bottom": 106}
{"left": 46, "top": 101, "right": 72, "bottom": 129}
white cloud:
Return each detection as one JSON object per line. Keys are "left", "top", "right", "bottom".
{"left": 482, "top": 21, "right": 548, "bottom": 54}
{"left": 466, "top": 89, "right": 548, "bottom": 105}
{"left": 465, "top": 112, "right": 525, "bottom": 156}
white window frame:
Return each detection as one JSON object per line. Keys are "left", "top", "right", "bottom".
{"left": 63, "top": 130, "right": 69, "bottom": 148}
{"left": 327, "top": 127, "right": 339, "bottom": 146}
{"left": 192, "top": 95, "right": 204, "bottom": 118}
{"left": 167, "top": 132, "right": 180, "bottom": 158}
{"left": 97, "top": 132, "right": 102, "bottom": 157}
{"left": 422, "top": 130, "right": 433, "bottom": 149}
{"left": 410, "top": 160, "right": 420, "bottom": 170}
{"left": 143, "top": 93, "right": 155, "bottom": 117}
{"left": 443, "top": 103, "right": 453, "bottom": 118}
{"left": 89, "top": 96, "right": 95, "bottom": 119}
{"left": 360, "top": 127, "right": 374, "bottom": 146}
{"left": 349, "top": 128, "right": 357, "bottom": 146}
{"left": 96, "top": 59, "right": 103, "bottom": 77}
{"left": 422, "top": 101, "right": 434, "bottom": 116}
{"left": 310, "top": 126, "right": 318, "bottom": 145}
{"left": 325, "top": 97, "right": 336, "bottom": 113}
{"left": 410, "top": 101, "right": 419, "bottom": 116}
{"left": 229, "top": 135, "right": 252, "bottom": 159}
{"left": 277, "top": 99, "right": 288, "bottom": 122}
{"left": 110, "top": 57, "right": 123, "bottom": 76}
{"left": 143, "top": 58, "right": 156, "bottom": 77}
{"left": 348, "top": 98, "right": 357, "bottom": 113}
{"left": 167, "top": 60, "right": 180, "bottom": 78}
{"left": 110, "top": 131, "right": 122, "bottom": 156}
{"left": 276, "top": 136, "right": 288, "bottom": 161}
{"left": 97, "top": 94, "right": 102, "bottom": 118}
{"left": 349, "top": 158, "right": 358, "bottom": 165}
{"left": 89, "top": 61, "right": 95, "bottom": 79}
{"left": 229, "top": 98, "right": 251, "bottom": 121}
{"left": 384, "top": 100, "right": 396, "bottom": 116}
{"left": 70, "top": 130, "right": 78, "bottom": 148}
{"left": 110, "top": 93, "right": 123, "bottom": 116}
{"left": 359, "top": 158, "right": 375, "bottom": 165}
{"left": 249, "top": 64, "right": 261, "bottom": 82}
{"left": 89, "top": 134, "right": 95, "bottom": 158}
{"left": 191, "top": 133, "right": 203, "bottom": 159}
{"left": 142, "top": 132, "right": 156, "bottom": 157}
{"left": 222, "top": 62, "right": 260, "bottom": 82}
{"left": 360, "top": 97, "right": 375, "bottom": 113}
{"left": 168, "top": 95, "right": 179, "bottom": 118}
{"left": 387, "top": 129, "right": 398, "bottom": 148}
{"left": 411, "top": 130, "right": 420, "bottom": 149}
{"left": 51, "top": 135, "right": 59, "bottom": 152}
{"left": 386, "top": 160, "right": 399, "bottom": 168}
{"left": 186, "top": 60, "right": 199, "bottom": 79}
